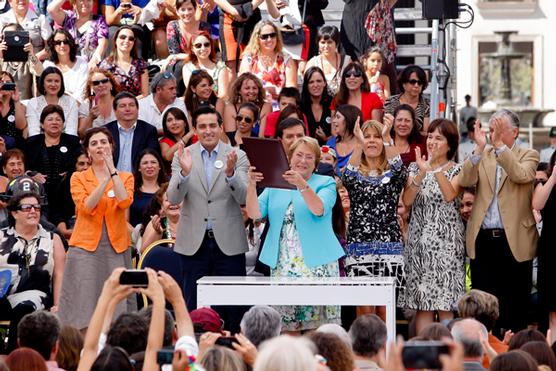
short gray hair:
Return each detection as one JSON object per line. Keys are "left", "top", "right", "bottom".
{"left": 450, "top": 318, "right": 488, "bottom": 358}
{"left": 240, "top": 306, "right": 282, "bottom": 347}
{"left": 349, "top": 314, "right": 387, "bottom": 357}
{"left": 491, "top": 109, "right": 520, "bottom": 129}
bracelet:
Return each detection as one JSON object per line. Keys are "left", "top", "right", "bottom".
{"left": 110, "top": 171, "right": 118, "bottom": 177}
{"left": 298, "top": 185, "right": 310, "bottom": 193}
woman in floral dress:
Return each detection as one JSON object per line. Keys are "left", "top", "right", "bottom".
{"left": 246, "top": 137, "right": 344, "bottom": 331}
{"left": 402, "top": 119, "right": 464, "bottom": 335}
{"left": 342, "top": 116, "right": 407, "bottom": 317}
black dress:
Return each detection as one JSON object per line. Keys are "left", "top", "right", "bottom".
{"left": 303, "top": 102, "right": 332, "bottom": 145}
{"left": 340, "top": 0, "right": 379, "bottom": 59}
{"left": 537, "top": 187, "right": 556, "bottom": 310}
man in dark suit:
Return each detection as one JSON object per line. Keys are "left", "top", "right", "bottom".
{"left": 167, "top": 105, "right": 249, "bottom": 332}
{"left": 104, "top": 92, "right": 160, "bottom": 172}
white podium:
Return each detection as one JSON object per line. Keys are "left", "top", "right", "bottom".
{"left": 197, "top": 276, "right": 396, "bottom": 343}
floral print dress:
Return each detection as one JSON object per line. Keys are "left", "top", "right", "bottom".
{"left": 62, "top": 13, "right": 109, "bottom": 61}
{"left": 99, "top": 58, "right": 148, "bottom": 96}
{"left": 342, "top": 155, "right": 408, "bottom": 301}
{"left": 271, "top": 204, "right": 341, "bottom": 331}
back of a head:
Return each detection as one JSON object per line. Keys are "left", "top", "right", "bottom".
{"left": 106, "top": 313, "right": 148, "bottom": 355}
{"left": 457, "top": 289, "right": 499, "bottom": 332}
{"left": 349, "top": 314, "right": 387, "bottom": 358}
{"left": 508, "top": 329, "right": 546, "bottom": 350}
{"left": 254, "top": 335, "right": 317, "bottom": 371}
{"left": 138, "top": 306, "right": 175, "bottom": 347}
{"left": 307, "top": 332, "right": 354, "bottom": 371}
{"left": 240, "top": 305, "right": 281, "bottom": 347}
{"left": 200, "top": 346, "right": 246, "bottom": 371}
{"left": 418, "top": 323, "right": 452, "bottom": 341}
{"left": 450, "top": 318, "right": 487, "bottom": 359}
{"left": 90, "top": 346, "right": 135, "bottom": 371}
{"left": 489, "top": 350, "right": 538, "bottom": 371}
{"left": 6, "top": 347, "right": 48, "bottom": 371}
{"left": 520, "top": 341, "right": 556, "bottom": 370}
{"left": 56, "top": 325, "right": 84, "bottom": 371}
{"left": 17, "top": 310, "right": 61, "bottom": 360}
{"left": 317, "top": 323, "right": 352, "bottom": 350}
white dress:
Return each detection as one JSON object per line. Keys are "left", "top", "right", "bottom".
{"left": 43, "top": 56, "right": 89, "bottom": 103}
{"left": 26, "top": 94, "right": 80, "bottom": 136}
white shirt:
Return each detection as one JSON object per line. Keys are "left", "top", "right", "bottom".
{"left": 0, "top": 9, "right": 52, "bottom": 43}
{"left": 25, "top": 94, "right": 79, "bottom": 136}
{"left": 540, "top": 146, "right": 555, "bottom": 163}
{"left": 138, "top": 94, "right": 187, "bottom": 131}
{"left": 43, "top": 56, "right": 89, "bottom": 103}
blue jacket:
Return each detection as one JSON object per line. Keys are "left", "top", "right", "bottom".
{"left": 258, "top": 174, "right": 345, "bottom": 269}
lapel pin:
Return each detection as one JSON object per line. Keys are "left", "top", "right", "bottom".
{"left": 214, "top": 160, "right": 224, "bottom": 169}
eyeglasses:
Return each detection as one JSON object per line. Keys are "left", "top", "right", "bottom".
{"left": 344, "top": 70, "right": 362, "bottom": 78}
{"left": 259, "top": 32, "right": 277, "bottom": 41}
{"left": 92, "top": 78, "right": 110, "bottom": 86}
{"left": 194, "top": 42, "right": 211, "bottom": 49}
{"left": 235, "top": 115, "right": 253, "bottom": 124}
{"left": 407, "top": 79, "right": 423, "bottom": 86}
{"left": 53, "top": 39, "right": 69, "bottom": 46}
{"left": 118, "top": 34, "right": 135, "bottom": 42}
{"left": 18, "top": 204, "right": 41, "bottom": 212}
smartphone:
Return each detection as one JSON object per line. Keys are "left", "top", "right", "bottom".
{"left": 119, "top": 269, "right": 148, "bottom": 287}
{"left": 0, "top": 82, "right": 16, "bottom": 91}
{"left": 121, "top": 3, "right": 132, "bottom": 8}
{"left": 215, "top": 336, "right": 238, "bottom": 349}
{"left": 157, "top": 349, "right": 174, "bottom": 365}
{"left": 401, "top": 341, "right": 450, "bottom": 370}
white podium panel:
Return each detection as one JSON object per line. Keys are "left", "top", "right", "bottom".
{"left": 197, "top": 276, "right": 396, "bottom": 343}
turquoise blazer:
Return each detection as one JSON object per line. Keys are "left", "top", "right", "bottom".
{"left": 258, "top": 174, "right": 345, "bottom": 269}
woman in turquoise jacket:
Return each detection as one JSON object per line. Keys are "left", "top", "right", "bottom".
{"left": 246, "top": 136, "right": 345, "bottom": 332}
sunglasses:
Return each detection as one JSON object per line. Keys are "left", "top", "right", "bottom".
{"left": 259, "top": 32, "right": 277, "bottom": 41}
{"left": 118, "top": 34, "right": 135, "bottom": 42}
{"left": 92, "top": 78, "right": 110, "bottom": 86}
{"left": 194, "top": 42, "right": 211, "bottom": 49}
{"left": 235, "top": 115, "right": 253, "bottom": 124}
{"left": 53, "top": 39, "right": 69, "bottom": 46}
{"left": 18, "top": 204, "right": 41, "bottom": 212}
{"left": 345, "top": 70, "right": 362, "bottom": 78}
{"left": 407, "top": 79, "right": 423, "bottom": 86}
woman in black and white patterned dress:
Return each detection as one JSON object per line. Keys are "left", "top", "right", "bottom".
{"left": 402, "top": 118, "right": 465, "bottom": 335}
{"left": 342, "top": 116, "right": 407, "bottom": 316}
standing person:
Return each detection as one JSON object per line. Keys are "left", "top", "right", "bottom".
{"left": 167, "top": 104, "right": 249, "bottom": 332}
{"left": 304, "top": 26, "right": 351, "bottom": 96}
{"left": 459, "top": 109, "right": 539, "bottom": 335}
{"left": 0, "top": 72, "right": 26, "bottom": 149}
{"left": 81, "top": 68, "right": 119, "bottom": 133}
{"left": 47, "top": 0, "right": 109, "bottom": 68}
{"left": 402, "top": 119, "right": 465, "bottom": 335}
{"left": 301, "top": 67, "right": 333, "bottom": 144}
{"left": 362, "top": 47, "right": 390, "bottom": 103}
{"left": 389, "top": 104, "right": 426, "bottom": 167}
{"left": 459, "top": 94, "right": 478, "bottom": 138}
{"left": 533, "top": 151, "right": 556, "bottom": 338}
{"left": 160, "top": 107, "right": 195, "bottom": 165}
{"left": 325, "top": 104, "right": 362, "bottom": 173}
{"left": 342, "top": 118, "right": 407, "bottom": 316}
{"left": 246, "top": 136, "right": 344, "bottom": 331}
{"left": 57, "top": 127, "right": 135, "bottom": 331}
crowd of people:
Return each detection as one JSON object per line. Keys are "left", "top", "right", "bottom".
{"left": 0, "top": 0, "right": 555, "bottom": 369}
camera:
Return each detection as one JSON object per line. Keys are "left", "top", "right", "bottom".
{"left": 402, "top": 341, "right": 450, "bottom": 369}
{"left": 119, "top": 269, "right": 148, "bottom": 287}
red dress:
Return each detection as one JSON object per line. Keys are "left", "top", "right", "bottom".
{"left": 330, "top": 91, "right": 383, "bottom": 122}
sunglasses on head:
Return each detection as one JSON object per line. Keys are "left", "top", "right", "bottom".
{"left": 53, "top": 39, "right": 69, "bottom": 46}
{"left": 118, "top": 34, "right": 135, "bottom": 42}
{"left": 407, "top": 79, "right": 423, "bottom": 86}
{"left": 18, "top": 204, "right": 41, "bottom": 212}
{"left": 259, "top": 32, "right": 277, "bottom": 41}
{"left": 235, "top": 115, "right": 253, "bottom": 124}
{"left": 345, "top": 70, "right": 362, "bottom": 78}
{"left": 194, "top": 42, "right": 211, "bottom": 49}
{"left": 92, "top": 78, "right": 110, "bottom": 86}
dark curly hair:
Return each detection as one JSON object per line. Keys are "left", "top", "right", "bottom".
{"left": 47, "top": 29, "right": 77, "bottom": 64}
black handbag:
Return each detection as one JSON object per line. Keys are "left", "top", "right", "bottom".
{"left": 280, "top": 0, "right": 306, "bottom": 46}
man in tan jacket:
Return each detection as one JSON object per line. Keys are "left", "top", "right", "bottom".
{"left": 459, "top": 109, "right": 539, "bottom": 336}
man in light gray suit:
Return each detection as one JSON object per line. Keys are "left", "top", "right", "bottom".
{"left": 167, "top": 105, "right": 249, "bottom": 332}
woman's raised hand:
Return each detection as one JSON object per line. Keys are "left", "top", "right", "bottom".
{"left": 102, "top": 148, "right": 116, "bottom": 173}
{"left": 382, "top": 113, "right": 394, "bottom": 142}
{"left": 353, "top": 116, "right": 364, "bottom": 144}
{"left": 414, "top": 146, "right": 431, "bottom": 173}
{"left": 247, "top": 166, "right": 264, "bottom": 187}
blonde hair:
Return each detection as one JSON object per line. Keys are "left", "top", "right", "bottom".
{"left": 288, "top": 136, "right": 321, "bottom": 169}
{"left": 200, "top": 346, "right": 246, "bottom": 371}
{"left": 243, "top": 20, "right": 284, "bottom": 57}
{"left": 254, "top": 335, "right": 317, "bottom": 371}
{"left": 359, "top": 120, "right": 389, "bottom": 175}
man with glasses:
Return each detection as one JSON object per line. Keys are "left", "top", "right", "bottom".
{"left": 138, "top": 72, "right": 187, "bottom": 135}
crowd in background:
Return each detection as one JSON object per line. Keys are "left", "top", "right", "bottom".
{"left": 0, "top": 0, "right": 555, "bottom": 369}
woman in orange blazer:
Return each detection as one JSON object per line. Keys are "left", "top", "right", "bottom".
{"left": 58, "top": 127, "right": 135, "bottom": 330}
